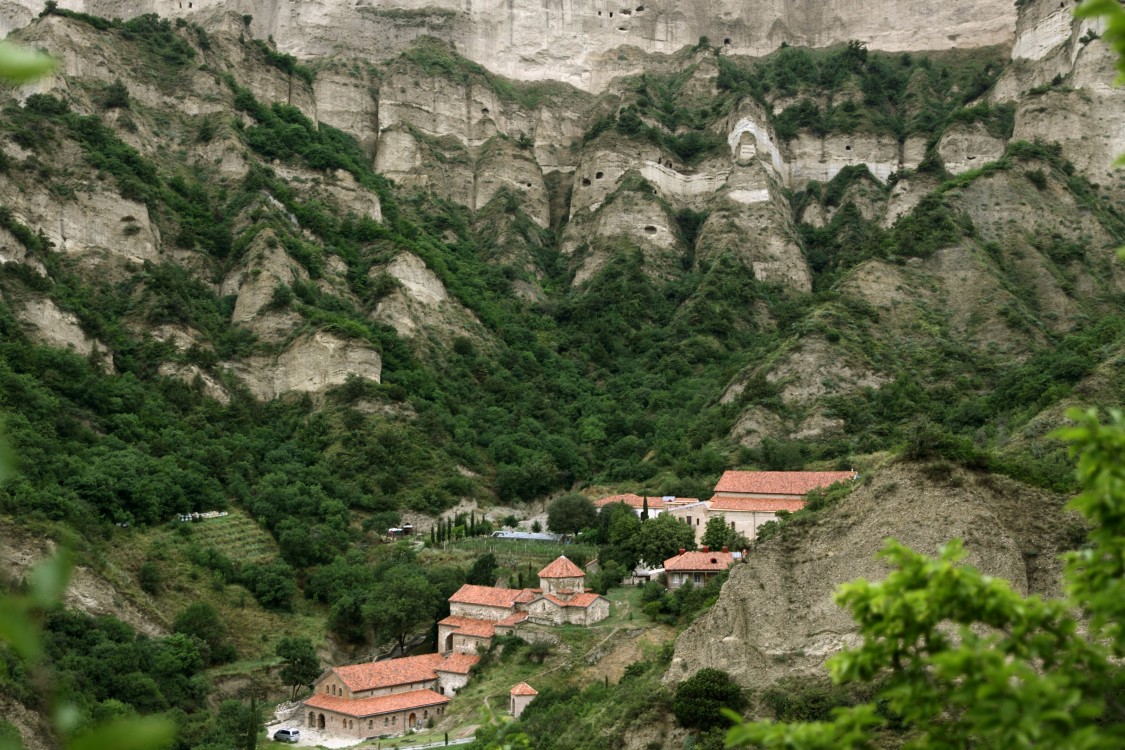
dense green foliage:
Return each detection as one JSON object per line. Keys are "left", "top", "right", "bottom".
{"left": 672, "top": 668, "right": 746, "bottom": 729}
{"left": 546, "top": 494, "right": 597, "bottom": 534}
{"left": 275, "top": 637, "right": 321, "bottom": 700}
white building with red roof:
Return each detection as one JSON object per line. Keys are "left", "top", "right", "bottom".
{"left": 707, "top": 470, "right": 857, "bottom": 540}
{"left": 509, "top": 682, "right": 538, "bottom": 717}
{"left": 438, "top": 556, "right": 609, "bottom": 654}
{"left": 663, "top": 546, "right": 736, "bottom": 589}
{"left": 303, "top": 652, "right": 478, "bottom": 739}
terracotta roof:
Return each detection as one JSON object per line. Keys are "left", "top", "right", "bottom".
{"left": 330, "top": 653, "right": 478, "bottom": 691}
{"left": 304, "top": 689, "right": 447, "bottom": 718}
{"left": 595, "top": 495, "right": 700, "bottom": 510}
{"left": 664, "top": 550, "right": 736, "bottom": 572}
{"left": 538, "top": 556, "right": 584, "bottom": 579}
{"left": 595, "top": 494, "right": 661, "bottom": 509}
{"left": 448, "top": 584, "right": 530, "bottom": 608}
{"left": 333, "top": 656, "right": 436, "bottom": 691}
{"left": 713, "top": 471, "right": 855, "bottom": 496}
{"left": 510, "top": 682, "right": 539, "bottom": 696}
{"left": 439, "top": 616, "right": 498, "bottom": 638}
{"left": 709, "top": 497, "right": 807, "bottom": 513}
{"left": 496, "top": 611, "right": 529, "bottom": 627}
{"left": 541, "top": 592, "right": 604, "bottom": 608}
{"left": 431, "top": 653, "right": 479, "bottom": 674}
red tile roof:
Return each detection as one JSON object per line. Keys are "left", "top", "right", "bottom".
{"left": 594, "top": 495, "right": 700, "bottom": 510}
{"left": 664, "top": 550, "right": 736, "bottom": 572}
{"left": 510, "top": 682, "right": 538, "bottom": 696}
{"left": 538, "top": 556, "right": 584, "bottom": 579}
{"left": 431, "top": 653, "right": 479, "bottom": 674}
{"left": 713, "top": 471, "right": 855, "bottom": 496}
{"left": 449, "top": 584, "right": 530, "bottom": 608}
{"left": 496, "top": 612, "right": 529, "bottom": 627}
{"left": 331, "top": 653, "right": 477, "bottom": 691}
{"left": 541, "top": 592, "right": 604, "bottom": 608}
{"left": 596, "top": 493, "right": 660, "bottom": 509}
{"left": 439, "top": 616, "right": 498, "bottom": 638}
{"left": 709, "top": 497, "right": 807, "bottom": 513}
{"left": 305, "top": 689, "right": 447, "bottom": 718}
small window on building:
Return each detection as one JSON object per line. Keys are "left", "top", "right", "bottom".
{"left": 696, "top": 518, "right": 700, "bottom": 526}
{"left": 368, "top": 721, "right": 373, "bottom": 729}
{"left": 686, "top": 515, "right": 692, "bottom": 525}
{"left": 730, "top": 521, "right": 735, "bottom": 530}
{"left": 384, "top": 717, "right": 389, "bottom": 726}
{"left": 694, "top": 573, "right": 703, "bottom": 584}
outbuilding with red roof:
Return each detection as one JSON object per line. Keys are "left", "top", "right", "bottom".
{"left": 663, "top": 546, "right": 736, "bottom": 589}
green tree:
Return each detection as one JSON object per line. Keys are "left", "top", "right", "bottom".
{"left": 138, "top": 561, "right": 162, "bottom": 595}
{"left": 727, "top": 408, "right": 1125, "bottom": 749}
{"left": 672, "top": 668, "right": 746, "bottom": 729}
{"left": 466, "top": 553, "right": 498, "bottom": 586}
{"left": 173, "top": 602, "right": 233, "bottom": 665}
{"left": 275, "top": 637, "right": 320, "bottom": 700}
{"left": 101, "top": 79, "right": 130, "bottom": 109}
{"left": 546, "top": 493, "right": 597, "bottom": 534}
{"left": 636, "top": 513, "right": 696, "bottom": 567}
{"left": 239, "top": 560, "right": 297, "bottom": 610}
{"left": 700, "top": 515, "right": 751, "bottom": 551}
{"left": 365, "top": 564, "right": 440, "bottom": 654}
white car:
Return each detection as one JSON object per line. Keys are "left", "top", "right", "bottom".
{"left": 273, "top": 728, "right": 300, "bottom": 743}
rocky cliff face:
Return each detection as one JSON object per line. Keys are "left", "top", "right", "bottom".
{"left": 0, "top": 0, "right": 1019, "bottom": 90}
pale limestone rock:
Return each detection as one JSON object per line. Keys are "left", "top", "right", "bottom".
{"left": 727, "top": 406, "right": 785, "bottom": 448}
{"left": 18, "top": 297, "right": 115, "bottom": 372}
{"left": 938, "top": 122, "right": 1007, "bottom": 176}
{"left": 224, "top": 229, "right": 308, "bottom": 329}
{"left": 993, "top": 0, "right": 1125, "bottom": 190}
{"left": 384, "top": 252, "right": 448, "bottom": 307}
{"left": 149, "top": 324, "right": 206, "bottom": 353}
{"left": 0, "top": 227, "right": 46, "bottom": 276}
{"left": 317, "top": 170, "right": 383, "bottom": 223}
{"left": 639, "top": 161, "right": 733, "bottom": 203}
{"left": 371, "top": 252, "right": 488, "bottom": 344}
{"left": 474, "top": 138, "right": 549, "bottom": 227}
{"left": 882, "top": 176, "right": 938, "bottom": 228}
{"left": 724, "top": 105, "right": 785, "bottom": 178}
{"left": 0, "top": 0, "right": 1019, "bottom": 92}
{"left": 0, "top": 177, "right": 160, "bottom": 268}
{"left": 792, "top": 412, "right": 845, "bottom": 441}
{"left": 784, "top": 132, "right": 913, "bottom": 187}
{"left": 232, "top": 330, "right": 381, "bottom": 400}
{"left": 374, "top": 126, "right": 423, "bottom": 178}
{"left": 158, "top": 362, "right": 231, "bottom": 404}
{"left": 1011, "top": 0, "right": 1076, "bottom": 62}
{"left": 764, "top": 336, "right": 887, "bottom": 405}
{"left": 694, "top": 163, "right": 811, "bottom": 292}
{"left": 571, "top": 189, "right": 682, "bottom": 285}
{"left": 313, "top": 66, "right": 380, "bottom": 156}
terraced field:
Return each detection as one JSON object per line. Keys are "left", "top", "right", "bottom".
{"left": 188, "top": 509, "right": 279, "bottom": 563}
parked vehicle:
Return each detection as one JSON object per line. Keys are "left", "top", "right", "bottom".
{"left": 273, "top": 728, "right": 300, "bottom": 743}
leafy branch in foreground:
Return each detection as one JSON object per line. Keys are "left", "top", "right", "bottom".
{"left": 726, "top": 409, "right": 1125, "bottom": 750}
